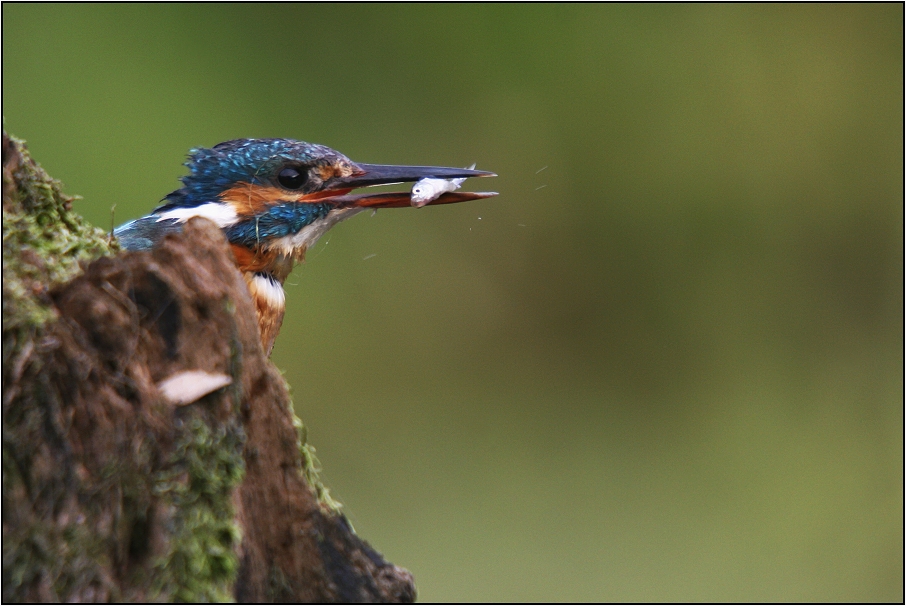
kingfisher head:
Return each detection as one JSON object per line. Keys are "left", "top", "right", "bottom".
{"left": 115, "top": 138, "right": 497, "bottom": 354}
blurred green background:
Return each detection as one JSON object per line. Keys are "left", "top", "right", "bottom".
{"left": 4, "top": 4, "right": 902, "bottom": 602}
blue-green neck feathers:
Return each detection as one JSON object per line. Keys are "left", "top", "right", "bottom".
{"left": 224, "top": 202, "right": 332, "bottom": 245}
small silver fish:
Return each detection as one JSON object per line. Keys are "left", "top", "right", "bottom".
{"left": 410, "top": 163, "right": 476, "bottom": 208}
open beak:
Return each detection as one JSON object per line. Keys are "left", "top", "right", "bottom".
{"left": 322, "top": 162, "right": 498, "bottom": 208}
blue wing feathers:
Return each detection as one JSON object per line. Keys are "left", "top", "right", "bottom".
{"left": 114, "top": 217, "right": 184, "bottom": 251}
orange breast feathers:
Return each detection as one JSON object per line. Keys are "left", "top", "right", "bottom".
{"left": 243, "top": 271, "right": 286, "bottom": 356}
{"left": 229, "top": 244, "right": 282, "bottom": 274}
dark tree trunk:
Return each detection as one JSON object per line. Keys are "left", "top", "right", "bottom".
{"left": 2, "top": 131, "right": 415, "bottom": 603}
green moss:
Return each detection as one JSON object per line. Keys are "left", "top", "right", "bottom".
{"left": 277, "top": 372, "right": 342, "bottom": 514}
{"left": 152, "top": 415, "right": 245, "bottom": 603}
{"left": 292, "top": 411, "right": 342, "bottom": 514}
{"left": 2, "top": 133, "right": 114, "bottom": 337}
{"left": 266, "top": 564, "right": 293, "bottom": 601}
{"left": 3, "top": 520, "right": 115, "bottom": 602}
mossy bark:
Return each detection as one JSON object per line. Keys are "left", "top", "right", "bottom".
{"left": 1, "top": 132, "right": 415, "bottom": 603}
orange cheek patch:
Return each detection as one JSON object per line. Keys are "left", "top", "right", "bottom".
{"left": 220, "top": 182, "right": 305, "bottom": 215}
{"left": 220, "top": 181, "right": 350, "bottom": 212}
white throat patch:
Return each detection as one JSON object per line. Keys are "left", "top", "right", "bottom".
{"left": 266, "top": 207, "right": 365, "bottom": 257}
{"left": 248, "top": 273, "right": 286, "bottom": 308}
{"left": 157, "top": 202, "right": 239, "bottom": 227}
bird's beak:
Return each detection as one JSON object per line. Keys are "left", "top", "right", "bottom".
{"left": 337, "top": 163, "right": 496, "bottom": 188}
{"left": 322, "top": 163, "right": 498, "bottom": 208}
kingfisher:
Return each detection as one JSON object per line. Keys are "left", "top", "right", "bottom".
{"left": 115, "top": 138, "right": 497, "bottom": 354}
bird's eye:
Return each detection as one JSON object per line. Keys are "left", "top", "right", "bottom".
{"left": 277, "top": 167, "right": 308, "bottom": 190}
